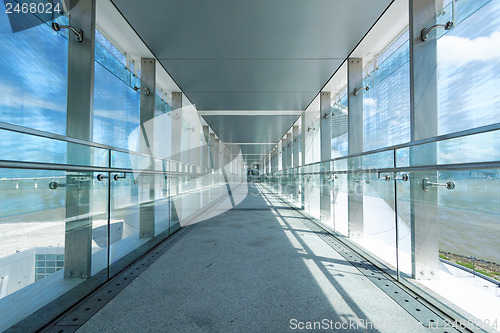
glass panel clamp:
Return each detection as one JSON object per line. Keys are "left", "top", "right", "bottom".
{"left": 133, "top": 86, "right": 151, "bottom": 96}
{"left": 52, "top": 22, "right": 83, "bottom": 42}
{"left": 421, "top": 21, "right": 454, "bottom": 41}
{"left": 353, "top": 86, "right": 369, "bottom": 96}
{"left": 422, "top": 177, "right": 455, "bottom": 191}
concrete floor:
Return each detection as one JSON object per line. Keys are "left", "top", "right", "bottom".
{"left": 77, "top": 184, "right": 430, "bottom": 332}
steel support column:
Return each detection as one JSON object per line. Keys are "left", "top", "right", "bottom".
{"left": 281, "top": 138, "right": 286, "bottom": 171}
{"left": 202, "top": 126, "right": 210, "bottom": 169}
{"left": 292, "top": 125, "right": 300, "bottom": 205}
{"left": 286, "top": 133, "right": 292, "bottom": 170}
{"left": 171, "top": 92, "right": 183, "bottom": 167}
{"left": 320, "top": 92, "right": 332, "bottom": 224}
{"left": 300, "top": 114, "right": 306, "bottom": 209}
{"left": 292, "top": 126, "right": 300, "bottom": 168}
{"left": 170, "top": 92, "right": 182, "bottom": 222}
{"left": 409, "top": 0, "right": 439, "bottom": 279}
{"left": 138, "top": 58, "right": 156, "bottom": 238}
{"left": 347, "top": 58, "right": 364, "bottom": 238}
{"left": 64, "top": 0, "right": 96, "bottom": 280}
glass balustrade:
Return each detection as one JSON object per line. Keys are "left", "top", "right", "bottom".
{"left": 264, "top": 128, "right": 500, "bottom": 327}
{"left": 0, "top": 127, "right": 244, "bottom": 331}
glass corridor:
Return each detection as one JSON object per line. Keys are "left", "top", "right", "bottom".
{"left": 0, "top": 0, "right": 499, "bottom": 331}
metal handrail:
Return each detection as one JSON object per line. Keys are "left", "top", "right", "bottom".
{"left": 0, "top": 121, "right": 202, "bottom": 169}
{"left": 0, "top": 160, "right": 214, "bottom": 176}
{"left": 266, "top": 122, "right": 500, "bottom": 172}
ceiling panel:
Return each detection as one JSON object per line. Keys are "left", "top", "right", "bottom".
{"left": 203, "top": 115, "right": 298, "bottom": 143}
{"left": 113, "top": 0, "right": 392, "bottom": 59}
{"left": 188, "top": 92, "right": 314, "bottom": 111}
{"left": 112, "top": 0, "right": 393, "bottom": 111}
{"left": 111, "top": 0, "right": 393, "bottom": 162}
{"left": 159, "top": 59, "right": 342, "bottom": 92}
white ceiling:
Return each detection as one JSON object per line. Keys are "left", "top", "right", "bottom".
{"left": 110, "top": 0, "right": 395, "bottom": 163}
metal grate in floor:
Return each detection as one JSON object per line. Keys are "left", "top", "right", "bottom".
{"left": 39, "top": 225, "right": 195, "bottom": 333}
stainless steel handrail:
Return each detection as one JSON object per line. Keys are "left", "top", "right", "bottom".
{"left": 266, "top": 122, "right": 500, "bottom": 170}
{"left": 0, "top": 121, "right": 202, "bottom": 169}
{"left": 272, "top": 161, "right": 500, "bottom": 175}
{"left": 0, "top": 160, "right": 213, "bottom": 176}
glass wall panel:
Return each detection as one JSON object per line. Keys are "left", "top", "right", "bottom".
{"left": 169, "top": 176, "right": 181, "bottom": 234}
{"left": 331, "top": 93, "right": 348, "bottom": 157}
{"left": 109, "top": 171, "right": 142, "bottom": 275}
{"left": 0, "top": 169, "right": 103, "bottom": 331}
{"left": 411, "top": 168, "right": 500, "bottom": 327}
{"left": 405, "top": 130, "right": 500, "bottom": 167}
{"left": 363, "top": 32, "right": 410, "bottom": 152}
{"left": 154, "top": 96, "right": 172, "bottom": 159}
{"left": 0, "top": 10, "right": 67, "bottom": 135}
{"left": 353, "top": 170, "right": 398, "bottom": 277}
{"left": 93, "top": 62, "right": 140, "bottom": 151}
{"left": 93, "top": 30, "right": 141, "bottom": 151}
{"left": 437, "top": 0, "right": 500, "bottom": 135}
{"left": 154, "top": 174, "right": 169, "bottom": 236}
{"left": 394, "top": 172, "right": 412, "bottom": 276}
{"left": 332, "top": 173, "right": 348, "bottom": 236}
{"left": 91, "top": 172, "right": 109, "bottom": 275}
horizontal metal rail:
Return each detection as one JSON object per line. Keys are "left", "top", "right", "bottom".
{"left": 0, "top": 121, "right": 205, "bottom": 169}
{"left": 0, "top": 160, "right": 217, "bottom": 176}
{"left": 267, "top": 122, "right": 500, "bottom": 168}
{"left": 267, "top": 161, "right": 500, "bottom": 177}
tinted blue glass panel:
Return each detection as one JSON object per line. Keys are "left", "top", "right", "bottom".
{"left": 363, "top": 36, "right": 410, "bottom": 151}
{"left": 0, "top": 8, "right": 67, "bottom": 135}
{"left": 437, "top": 0, "right": 500, "bottom": 134}
{"left": 93, "top": 62, "right": 140, "bottom": 150}
{"left": 331, "top": 93, "right": 348, "bottom": 157}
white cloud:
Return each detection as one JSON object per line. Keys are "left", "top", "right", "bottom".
{"left": 438, "top": 31, "right": 500, "bottom": 66}
{"left": 363, "top": 97, "right": 378, "bottom": 108}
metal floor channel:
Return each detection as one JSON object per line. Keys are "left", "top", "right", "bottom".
{"left": 263, "top": 190, "right": 463, "bottom": 333}
{"left": 39, "top": 226, "right": 195, "bottom": 333}
{"left": 37, "top": 184, "right": 468, "bottom": 333}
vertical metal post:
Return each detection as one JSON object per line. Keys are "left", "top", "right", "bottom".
{"left": 213, "top": 138, "right": 220, "bottom": 186}
{"left": 285, "top": 133, "right": 292, "bottom": 197}
{"left": 190, "top": 124, "right": 200, "bottom": 168}
{"left": 271, "top": 150, "right": 276, "bottom": 173}
{"left": 171, "top": 92, "right": 182, "bottom": 221}
{"left": 215, "top": 139, "right": 221, "bottom": 171}
{"left": 64, "top": 0, "right": 96, "bottom": 280}
{"left": 292, "top": 125, "right": 300, "bottom": 205}
{"left": 202, "top": 126, "right": 210, "bottom": 169}
{"left": 320, "top": 92, "right": 332, "bottom": 162}
{"left": 209, "top": 133, "right": 216, "bottom": 190}
{"left": 292, "top": 126, "right": 299, "bottom": 168}
{"left": 138, "top": 58, "right": 156, "bottom": 238}
{"left": 300, "top": 114, "right": 306, "bottom": 209}
{"left": 281, "top": 138, "right": 286, "bottom": 171}
{"left": 300, "top": 114, "right": 306, "bottom": 167}
{"left": 208, "top": 133, "right": 215, "bottom": 169}
{"left": 286, "top": 133, "right": 292, "bottom": 169}
{"left": 202, "top": 126, "right": 210, "bottom": 201}
{"left": 409, "top": 0, "right": 439, "bottom": 279}
{"left": 171, "top": 92, "right": 183, "bottom": 164}
{"left": 320, "top": 92, "right": 332, "bottom": 224}
{"left": 348, "top": 58, "right": 364, "bottom": 238}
